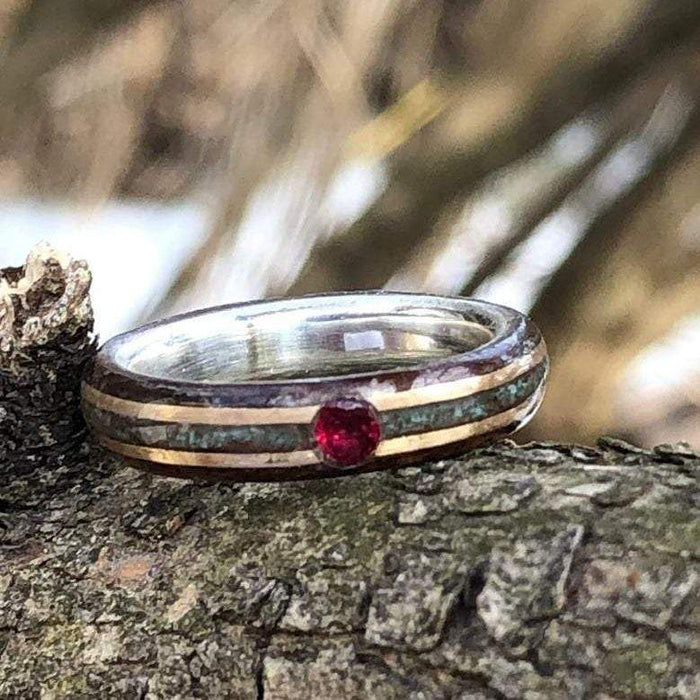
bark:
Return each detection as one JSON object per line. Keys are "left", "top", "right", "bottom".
{"left": 0, "top": 243, "right": 95, "bottom": 475}
{"left": 0, "top": 248, "right": 698, "bottom": 699}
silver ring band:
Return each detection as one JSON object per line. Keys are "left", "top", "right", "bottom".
{"left": 81, "top": 292, "right": 548, "bottom": 481}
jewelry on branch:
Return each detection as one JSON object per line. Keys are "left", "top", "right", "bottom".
{"left": 82, "top": 292, "right": 548, "bottom": 481}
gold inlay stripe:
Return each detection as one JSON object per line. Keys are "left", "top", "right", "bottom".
{"left": 82, "top": 383, "right": 318, "bottom": 425}
{"left": 97, "top": 401, "right": 531, "bottom": 469}
{"left": 83, "top": 342, "right": 546, "bottom": 425}
{"left": 98, "top": 435, "right": 319, "bottom": 467}
{"left": 373, "top": 342, "right": 546, "bottom": 411}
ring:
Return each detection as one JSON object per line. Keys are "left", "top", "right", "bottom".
{"left": 81, "top": 292, "right": 548, "bottom": 481}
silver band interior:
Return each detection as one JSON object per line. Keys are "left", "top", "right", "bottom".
{"left": 111, "top": 295, "right": 502, "bottom": 383}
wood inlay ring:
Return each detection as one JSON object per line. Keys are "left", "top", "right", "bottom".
{"left": 82, "top": 292, "right": 548, "bottom": 481}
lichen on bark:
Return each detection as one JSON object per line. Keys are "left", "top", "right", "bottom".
{"left": 0, "top": 247, "right": 698, "bottom": 699}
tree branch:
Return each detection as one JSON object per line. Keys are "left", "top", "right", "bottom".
{"left": 0, "top": 247, "right": 698, "bottom": 698}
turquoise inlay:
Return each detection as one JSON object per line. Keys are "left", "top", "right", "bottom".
{"left": 380, "top": 362, "right": 546, "bottom": 439}
{"left": 84, "top": 404, "right": 311, "bottom": 453}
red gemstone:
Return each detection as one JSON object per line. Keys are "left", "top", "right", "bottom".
{"left": 313, "top": 398, "right": 381, "bottom": 467}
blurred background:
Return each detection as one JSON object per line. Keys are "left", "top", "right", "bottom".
{"left": 1, "top": 0, "right": 699, "bottom": 448}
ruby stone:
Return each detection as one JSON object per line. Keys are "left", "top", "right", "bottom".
{"left": 312, "top": 398, "right": 381, "bottom": 467}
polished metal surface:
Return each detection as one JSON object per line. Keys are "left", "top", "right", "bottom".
{"left": 112, "top": 294, "right": 500, "bottom": 383}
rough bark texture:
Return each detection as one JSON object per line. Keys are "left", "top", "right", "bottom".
{"left": 0, "top": 243, "right": 95, "bottom": 476}
{"left": 0, "top": 248, "right": 699, "bottom": 699}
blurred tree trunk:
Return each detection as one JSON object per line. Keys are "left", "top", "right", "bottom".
{"left": 527, "top": 118, "right": 700, "bottom": 443}
{"left": 0, "top": 0, "right": 164, "bottom": 111}
{"left": 0, "top": 0, "right": 174, "bottom": 198}
{"left": 289, "top": 0, "right": 700, "bottom": 294}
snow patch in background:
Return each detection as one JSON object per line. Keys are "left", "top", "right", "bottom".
{"left": 0, "top": 161, "right": 388, "bottom": 339}
{"left": 0, "top": 200, "right": 206, "bottom": 339}
{"left": 618, "top": 313, "right": 700, "bottom": 446}
{"left": 622, "top": 314, "right": 700, "bottom": 399}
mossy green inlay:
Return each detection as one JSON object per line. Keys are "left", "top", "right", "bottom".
{"left": 84, "top": 405, "right": 311, "bottom": 452}
{"left": 381, "top": 363, "right": 545, "bottom": 438}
